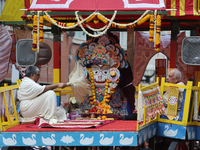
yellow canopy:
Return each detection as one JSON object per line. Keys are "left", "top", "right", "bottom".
{"left": 0, "top": 0, "right": 25, "bottom": 21}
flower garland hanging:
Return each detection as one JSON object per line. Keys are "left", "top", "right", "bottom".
{"left": 32, "top": 10, "right": 161, "bottom": 52}
{"left": 43, "top": 10, "right": 151, "bottom": 36}
{"left": 39, "top": 15, "right": 44, "bottom": 42}
{"left": 87, "top": 68, "right": 114, "bottom": 114}
{"left": 79, "top": 15, "right": 108, "bottom": 32}
{"left": 43, "top": 11, "right": 96, "bottom": 29}
{"left": 93, "top": 15, "right": 99, "bottom": 24}
{"left": 32, "top": 12, "right": 41, "bottom": 53}
{"left": 43, "top": 14, "right": 76, "bottom": 28}
{"left": 76, "top": 11, "right": 117, "bottom": 37}
{"left": 153, "top": 10, "right": 157, "bottom": 48}
{"left": 135, "top": 14, "right": 150, "bottom": 26}
{"left": 155, "top": 14, "right": 161, "bottom": 51}
{"left": 36, "top": 11, "right": 40, "bottom": 53}
{"left": 97, "top": 10, "right": 150, "bottom": 29}
{"left": 149, "top": 14, "right": 154, "bottom": 42}
{"left": 32, "top": 15, "right": 38, "bottom": 52}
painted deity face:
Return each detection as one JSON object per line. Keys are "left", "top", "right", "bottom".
{"left": 91, "top": 64, "right": 110, "bottom": 88}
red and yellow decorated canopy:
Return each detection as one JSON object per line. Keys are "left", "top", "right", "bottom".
{"left": 0, "top": 0, "right": 199, "bottom": 30}
{"left": 29, "top": 0, "right": 166, "bottom": 11}
{"left": 165, "top": 0, "right": 200, "bottom": 16}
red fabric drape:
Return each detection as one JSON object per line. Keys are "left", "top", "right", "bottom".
{"left": 25, "top": 0, "right": 30, "bottom": 9}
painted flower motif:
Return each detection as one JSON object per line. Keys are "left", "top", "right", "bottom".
{"left": 78, "top": 51, "right": 84, "bottom": 58}
{"left": 94, "top": 43, "right": 106, "bottom": 54}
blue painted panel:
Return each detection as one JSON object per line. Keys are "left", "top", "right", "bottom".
{"left": 195, "top": 126, "right": 200, "bottom": 140}
{"left": 186, "top": 126, "right": 196, "bottom": 140}
{"left": 138, "top": 122, "right": 157, "bottom": 145}
{"left": 157, "top": 122, "right": 186, "bottom": 139}
{"left": 0, "top": 131, "right": 138, "bottom": 147}
{"left": 56, "top": 95, "right": 60, "bottom": 106}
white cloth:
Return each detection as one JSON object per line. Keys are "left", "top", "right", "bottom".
{"left": 162, "top": 82, "right": 185, "bottom": 120}
{"left": 18, "top": 77, "right": 66, "bottom": 123}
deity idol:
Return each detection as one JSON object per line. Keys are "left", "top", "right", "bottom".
{"left": 74, "top": 34, "right": 130, "bottom": 116}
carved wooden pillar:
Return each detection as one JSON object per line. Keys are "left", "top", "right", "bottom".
{"left": 127, "top": 27, "right": 135, "bottom": 81}
{"left": 170, "top": 21, "right": 180, "bottom": 70}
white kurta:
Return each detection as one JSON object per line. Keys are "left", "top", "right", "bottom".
{"left": 18, "top": 77, "right": 66, "bottom": 123}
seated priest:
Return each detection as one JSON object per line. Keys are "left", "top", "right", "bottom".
{"left": 162, "top": 68, "right": 185, "bottom": 121}
{"left": 18, "top": 66, "right": 67, "bottom": 124}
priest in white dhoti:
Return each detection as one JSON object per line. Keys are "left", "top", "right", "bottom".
{"left": 18, "top": 66, "right": 67, "bottom": 124}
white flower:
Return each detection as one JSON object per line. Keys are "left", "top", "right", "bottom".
{"left": 70, "top": 97, "right": 77, "bottom": 104}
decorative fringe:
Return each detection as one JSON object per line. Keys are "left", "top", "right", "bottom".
{"left": 68, "top": 61, "right": 90, "bottom": 101}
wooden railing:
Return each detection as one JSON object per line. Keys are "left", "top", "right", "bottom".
{"left": 1, "top": 77, "right": 200, "bottom": 132}
{"left": 136, "top": 77, "right": 200, "bottom": 130}
{"left": 157, "top": 77, "right": 194, "bottom": 126}
{"left": 0, "top": 80, "right": 21, "bottom": 131}
{"left": 0, "top": 80, "right": 74, "bottom": 131}
{"left": 187, "top": 82, "right": 200, "bottom": 126}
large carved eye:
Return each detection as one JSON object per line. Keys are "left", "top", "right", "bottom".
{"left": 103, "top": 70, "right": 108, "bottom": 75}
{"left": 93, "top": 70, "right": 99, "bottom": 75}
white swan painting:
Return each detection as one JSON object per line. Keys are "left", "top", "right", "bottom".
{"left": 188, "top": 128, "right": 191, "bottom": 139}
{"left": 144, "top": 131, "right": 147, "bottom": 141}
{"left": 3, "top": 134, "right": 17, "bottom": 145}
{"left": 138, "top": 134, "right": 142, "bottom": 144}
{"left": 192, "top": 128, "right": 195, "bottom": 139}
{"left": 42, "top": 134, "right": 56, "bottom": 145}
{"left": 153, "top": 125, "right": 156, "bottom": 136}
{"left": 80, "top": 134, "right": 94, "bottom": 145}
{"left": 148, "top": 127, "right": 152, "bottom": 139}
{"left": 22, "top": 134, "right": 36, "bottom": 145}
{"left": 99, "top": 134, "right": 114, "bottom": 145}
{"left": 60, "top": 135, "right": 74, "bottom": 144}
{"left": 163, "top": 125, "right": 178, "bottom": 137}
{"left": 119, "top": 134, "right": 133, "bottom": 145}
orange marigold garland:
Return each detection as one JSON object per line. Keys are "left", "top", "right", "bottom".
{"left": 43, "top": 14, "right": 96, "bottom": 28}
{"left": 87, "top": 68, "right": 113, "bottom": 114}
{"left": 97, "top": 14, "right": 108, "bottom": 24}
{"left": 93, "top": 15, "right": 99, "bottom": 24}
{"left": 43, "top": 15, "right": 76, "bottom": 28}
{"left": 155, "top": 15, "right": 161, "bottom": 51}
{"left": 39, "top": 15, "right": 44, "bottom": 42}
{"left": 149, "top": 14, "right": 154, "bottom": 42}
{"left": 135, "top": 14, "right": 150, "bottom": 26}
{"left": 97, "top": 11, "right": 150, "bottom": 29}
{"left": 82, "top": 14, "right": 96, "bottom": 25}
{"left": 43, "top": 15, "right": 54, "bottom": 23}
{"left": 32, "top": 15, "right": 38, "bottom": 52}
